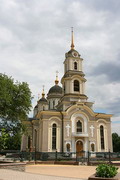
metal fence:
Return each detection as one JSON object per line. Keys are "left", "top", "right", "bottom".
{"left": 0, "top": 150, "right": 120, "bottom": 165}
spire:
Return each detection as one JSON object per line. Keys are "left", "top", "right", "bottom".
{"left": 71, "top": 27, "right": 75, "bottom": 50}
{"left": 42, "top": 85, "right": 45, "bottom": 98}
{"left": 55, "top": 71, "right": 59, "bottom": 85}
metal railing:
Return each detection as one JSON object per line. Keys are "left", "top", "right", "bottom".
{"left": 0, "top": 150, "right": 120, "bottom": 165}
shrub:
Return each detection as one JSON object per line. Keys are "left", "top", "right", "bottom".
{"left": 96, "top": 164, "right": 118, "bottom": 178}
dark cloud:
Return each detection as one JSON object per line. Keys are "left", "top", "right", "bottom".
{"left": 82, "top": 0, "right": 120, "bottom": 14}
{"left": 89, "top": 61, "right": 120, "bottom": 82}
{"left": 105, "top": 98, "right": 120, "bottom": 115}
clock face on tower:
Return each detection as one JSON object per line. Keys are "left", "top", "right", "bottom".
{"left": 72, "top": 51, "right": 78, "bottom": 57}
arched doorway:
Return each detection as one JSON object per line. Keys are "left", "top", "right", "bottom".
{"left": 76, "top": 140, "right": 83, "bottom": 157}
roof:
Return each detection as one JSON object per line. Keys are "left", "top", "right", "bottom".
{"left": 66, "top": 49, "right": 80, "bottom": 58}
{"left": 38, "top": 97, "right": 47, "bottom": 103}
{"left": 48, "top": 85, "right": 62, "bottom": 94}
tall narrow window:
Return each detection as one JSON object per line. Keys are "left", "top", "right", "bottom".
{"left": 66, "top": 143, "right": 70, "bottom": 152}
{"left": 34, "top": 129, "right": 37, "bottom": 150}
{"left": 52, "top": 123, "right": 57, "bottom": 150}
{"left": 77, "top": 120, "right": 82, "bottom": 133}
{"left": 53, "top": 100, "right": 55, "bottom": 109}
{"left": 91, "top": 143, "right": 95, "bottom": 152}
{"left": 43, "top": 106, "right": 45, "bottom": 111}
{"left": 100, "top": 125, "right": 105, "bottom": 150}
{"left": 74, "top": 62, "right": 77, "bottom": 70}
{"left": 28, "top": 136, "right": 31, "bottom": 149}
{"left": 74, "top": 80, "right": 79, "bottom": 91}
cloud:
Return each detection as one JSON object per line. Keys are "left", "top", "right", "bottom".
{"left": 0, "top": 0, "right": 120, "bottom": 137}
{"left": 89, "top": 61, "right": 120, "bottom": 83}
{"left": 112, "top": 124, "right": 120, "bottom": 135}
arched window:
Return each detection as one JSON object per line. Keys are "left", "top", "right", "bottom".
{"left": 43, "top": 106, "right": 45, "bottom": 111}
{"left": 74, "top": 80, "right": 79, "bottom": 91}
{"left": 74, "top": 62, "right": 77, "bottom": 70}
{"left": 91, "top": 143, "right": 95, "bottom": 152}
{"left": 52, "top": 123, "right": 57, "bottom": 150}
{"left": 28, "top": 136, "right": 31, "bottom": 149}
{"left": 34, "top": 129, "right": 37, "bottom": 150}
{"left": 66, "top": 143, "right": 70, "bottom": 152}
{"left": 53, "top": 100, "right": 55, "bottom": 109}
{"left": 100, "top": 125, "right": 105, "bottom": 150}
{"left": 77, "top": 120, "right": 82, "bottom": 133}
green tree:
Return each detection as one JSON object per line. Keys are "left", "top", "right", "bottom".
{"left": 0, "top": 121, "right": 25, "bottom": 150}
{"left": 0, "top": 73, "right": 32, "bottom": 121}
{"left": 112, "top": 133, "right": 120, "bottom": 152}
{"left": 0, "top": 128, "right": 9, "bottom": 150}
{"left": 0, "top": 73, "right": 32, "bottom": 150}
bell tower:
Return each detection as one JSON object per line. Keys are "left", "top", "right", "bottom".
{"left": 61, "top": 28, "right": 88, "bottom": 106}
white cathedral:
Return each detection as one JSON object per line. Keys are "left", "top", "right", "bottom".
{"left": 21, "top": 30, "right": 113, "bottom": 155}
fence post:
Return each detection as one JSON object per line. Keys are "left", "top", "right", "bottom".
{"left": 109, "top": 149, "right": 111, "bottom": 164}
{"left": 55, "top": 150, "right": 58, "bottom": 161}
{"left": 87, "top": 151, "right": 90, "bottom": 165}
{"left": 35, "top": 151, "right": 37, "bottom": 164}
{"left": 20, "top": 152, "right": 23, "bottom": 162}
{"left": 76, "top": 152, "right": 77, "bottom": 162}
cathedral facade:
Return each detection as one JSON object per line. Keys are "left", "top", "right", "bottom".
{"left": 21, "top": 31, "right": 113, "bottom": 155}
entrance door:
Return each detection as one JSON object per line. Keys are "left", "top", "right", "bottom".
{"left": 76, "top": 140, "right": 83, "bottom": 157}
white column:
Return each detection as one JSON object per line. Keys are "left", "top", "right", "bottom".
{"left": 84, "top": 138, "right": 88, "bottom": 157}
{"left": 80, "top": 82, "right": 82, "bottom": 94}
{"left": 48, "top": 128, "right": 52, "bottom": 151}
{"left": 72, "top": 138, "right": 76, "bottom": 158}
{"left": 83, "top": 82, "right": 85, "bottom": 94}
{"left": 97, "top": 129, "right": 101, "bottom": 152}
{"left": 84, "top": 120, "right": 87, "bottom": 134}
{"left": 104, "top": 128, "right": 108, "bottom": 152}
{"left": 72, "top": 138, "right": 75, "bottom": 152}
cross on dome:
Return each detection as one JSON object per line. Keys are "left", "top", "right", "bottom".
{"left": 42, "top": 85, "right": 45, "bottom": 97}
{"left": 55, "top": 70, "right": 59, "bottom": 85}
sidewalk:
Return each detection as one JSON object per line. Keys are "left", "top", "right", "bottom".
{"left": 0, "top": 164, "right": 120, "bottom": 180}
{"left": 26, "top": 164, "right": 96, "bottom": 179}
{"left": 0, "top": 169, "right": 82, "bottom": 180}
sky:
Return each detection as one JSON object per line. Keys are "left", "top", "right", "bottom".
{"left": 0, "top": 0, "right": 120, "bottom": 135}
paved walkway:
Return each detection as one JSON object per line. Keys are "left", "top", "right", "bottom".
{"left": 26, "top": 164, "right": 96, "bottom": 179}
{"left": 0, "top": 169, "right": 82, "bottom": 180}
{"left": 0, "top": 164, "right": 120, "bottom": 180}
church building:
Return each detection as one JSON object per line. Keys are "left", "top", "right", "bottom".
{"left": 21, "top": 30, "right": 113, "bottom": 155}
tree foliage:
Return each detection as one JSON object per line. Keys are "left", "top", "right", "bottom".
{"left": 0, "top": 73, "right": 32, "bottom": 150}
{"left": 0, "top": 121, "right": 23, "bottom": 150}
{"left": 112, "top": 133, "right": 120, "bottom": 152}
{"left": 0, "top": 73, "right": 32, "bottom": 121}
{"left": 0, "top": 128, "right": 9, "bottom": 150}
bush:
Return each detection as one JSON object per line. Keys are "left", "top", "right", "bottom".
{"left": 96, "top": 164, "right": 118, "bottom": 178}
